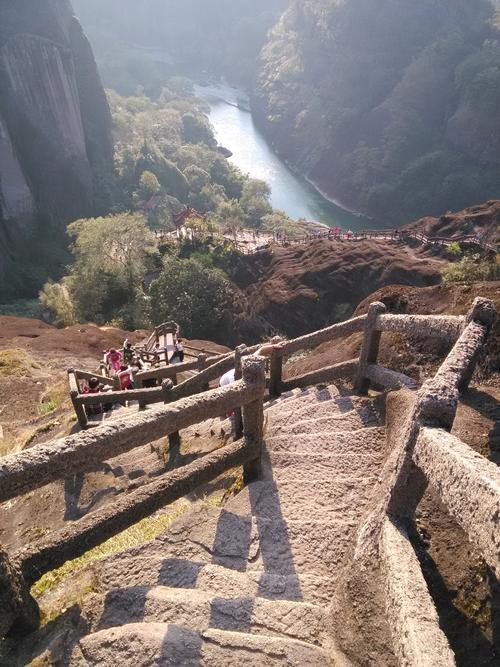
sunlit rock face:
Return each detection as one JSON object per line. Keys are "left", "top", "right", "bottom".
{"left": 0, "top": 0, "right": 112, "bottom": 297}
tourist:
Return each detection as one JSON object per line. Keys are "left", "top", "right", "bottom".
{"left": 105, "top": 348, "right": 122, "bottom": 374}
{"left": 117, "top": 365, "right": 134, "bottom": 391}
{"left": 172, "top": 337, "right": 185, "bottom": 363}
{"left": 123, "top": 340, "right": 134, "bottom": 365}
{"left": 219, "top": 341, "right": 285, "bottom": 387}
{"left": 83, "top": 377, "right": 104, "bottom": 415}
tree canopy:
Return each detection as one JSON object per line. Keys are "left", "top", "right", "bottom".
{"left": 150, "top": 257, "right": 232, "bottom": 339}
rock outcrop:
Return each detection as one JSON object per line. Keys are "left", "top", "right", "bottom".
{"left": 0, "top": 0, "right": 113, "bottom": 299}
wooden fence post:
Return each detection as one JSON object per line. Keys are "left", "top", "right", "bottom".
{"left": 68, "top": 370, "right": 88, "bottom": 428}
{"left": 233, "top": 344, "right": 247, "bottom": 440}
{"left": 269, "top": 336, "right": 284, "bottom": 397}
{"left": 354, "top": 302, "right": 387, "bottom": 395}
{"left": 242, "top": 356, "right": 266, "bottom": 484}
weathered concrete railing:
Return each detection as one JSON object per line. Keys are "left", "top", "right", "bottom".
{"left": 413, "top": 428, "right": 500, "bottom": 576}
{"left": 133, "top": 351, "right": 228, "bottom": 388}
{"left": 353, "top": 296, "right": 498, "bottom": 666}
{"left": 0, "top": 356, "right": 266, "bottom": 637}
{"left": 268, "top": 301, "right": 467, "bottom": 398}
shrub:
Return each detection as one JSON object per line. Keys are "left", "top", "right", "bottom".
{"left": 441, "top": 253, "right": 500, "bottom": 284}
{"left": 39, "top": 280, "right": 77, "bottom": 328}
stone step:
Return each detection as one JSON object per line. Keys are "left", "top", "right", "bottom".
{"left": 98, "top": 506, "right": 354, "bottom": 579}
{"left": 95, "top": 558, "right": 338, "bottom": 606}
{"left": 264, "top": 427, "right": 386, "bottom": 457}
{"left": 265, "top": 385, "right": 342, "bottom": 414}
{"left": 267, "top": 410, "right": 383, "bottom": 435}
{"left": 72, "top": 623, "right": 331, "bottom": 666}
{"left": 226, "top": 479, "right": 378, "bottom": 524}
{"left": 265, "top": 388, "right": 374, "bottom": 419}
{"left": 260, "top": 448, "right": 385, "bottom": 485}
{"left": 89, "top": 586, "right": 325, "bottom": 645}
{"left": 266, "top": 400, "right": 381, "bottom": 433}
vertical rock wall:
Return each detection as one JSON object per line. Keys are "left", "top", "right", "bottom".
{"left": 0, "top": 0, "right": 113, "bottom": 299}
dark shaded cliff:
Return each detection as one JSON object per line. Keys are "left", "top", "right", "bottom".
{"left": 0, "top": 0, "right": 113, "bottom": 299}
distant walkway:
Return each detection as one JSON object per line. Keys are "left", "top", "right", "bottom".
{"left": 155, "top": 226, "right": 497, "bottom": 256}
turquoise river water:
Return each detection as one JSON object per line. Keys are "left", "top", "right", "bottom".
{"left": 195, "top": 83, "right": 379, "bottom": 231}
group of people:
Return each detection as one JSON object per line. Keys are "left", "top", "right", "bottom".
{"left": 103, "top": 340, "right": 144, "bottom": 391}
{"left": 81, "top": 335, "right": 284, "bottom": 420}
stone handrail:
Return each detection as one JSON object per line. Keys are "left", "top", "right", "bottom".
{"left": 133, "top": 353, "right": 227, "bottom": 387}
{"left": 350, "top": 297, "right": 497, "bottom": 665}
{"left": 413, "top": 427, "right": 500, "bottom": 576}
{"left": 0, "top": 359, "right": 266, "bottom": 505}
{"left": 375, "top": 314, "right": 465, "bottom": 342}
{"left": 0, "top": 357, "right": 266, "bottom": 636}
{"left": 269, "top": 303, "right": 466, "bottom": 398}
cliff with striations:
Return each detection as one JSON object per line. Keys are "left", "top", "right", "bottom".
{"left": 0, "top": 0, "right": 113, "bottom": 299}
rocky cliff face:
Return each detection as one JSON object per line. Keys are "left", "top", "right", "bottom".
{"left": 0, "top": 0, "right": 113, "bottom": 299}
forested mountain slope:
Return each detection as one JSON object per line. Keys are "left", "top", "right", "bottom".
{"left": 255, "top": 0, "right": 500, "bottom": 223}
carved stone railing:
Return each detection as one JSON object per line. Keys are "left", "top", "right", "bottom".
{"left": 2, "top": 297, "right": 497, "bottom": 646}
{"left": 0, "top": 357, "right": 266, "bottom": 637}
{"left": 351, "top": 297, "right": 498, "bottom": 666}
{"left": 267, "top": 301, "right": 468, "bottom": 398}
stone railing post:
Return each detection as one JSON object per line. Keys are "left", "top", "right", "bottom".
{"left": 198, "top": 353, "right": 208, "bottom": 372}
{"left": 0, "top": 547, "right": 40, "bottom": 637}
{"left": 197, "top": 353, "right": 210, "bottom": 391}
{"left": 269, "top": 336, "right": 284, "bottom": 397}
{"left": 459, "top": 297, "right": 497, "bottom": 392}
{"left": 354, "top": 302, "right": 387, "bottom": 394}
{"left": 233, "top": 344, "right": 247, "bottom": 440}
{"left": 162, "top": 380, "right": 181, "bottom": 461}
{"left": 68, "top": 369, "right": 88, "bottom": 428}
{"left": 242, "top": 356, "right": 266, "bottom": 484}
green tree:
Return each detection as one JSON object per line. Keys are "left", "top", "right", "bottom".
{"left": 441, "top": 253, "right": 500, "bottom": 284}
{"left": 139, "top": 170, "right": 161, "bottom": 196}
{"left": 150, "top": 257, "right": 232, "bottom": 339}
{"left": 39, "top": 280, "right": 77, "bottom": 328}
{"left": 240, "top": 179, "right": 272, "bottom": 227}
{"left": 182, "top": 112, "right": 215, "bottom": 146}
{"left": 216, "top": 199, "right": 245, "bottom": 241}
{"left": 66, "top": 213, "right": 158, "bottom": 328}
{"left": 448, "top": 241, "right": 462, "bottom": 257}
{"left": 261, "top": 210, "right": 301, "bottom": 239}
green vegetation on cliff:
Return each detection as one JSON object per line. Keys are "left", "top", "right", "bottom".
{"left": 108, "top": 87, "right": 276, "bottom": 232}
{"left": 256, "top": 0, "right": 500, "bottom": 222}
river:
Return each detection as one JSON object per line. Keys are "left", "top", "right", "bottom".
{"left": 195, "top": 83, "right": 376, "bottom": 231}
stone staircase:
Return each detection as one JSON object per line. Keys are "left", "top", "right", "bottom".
{"left": 69, "top": 384, "right": 390, "bottom": 665}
